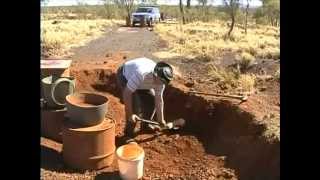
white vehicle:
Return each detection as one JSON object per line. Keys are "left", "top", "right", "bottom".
{"left": 131, "top": 6, "right": 161, "bottom": 27}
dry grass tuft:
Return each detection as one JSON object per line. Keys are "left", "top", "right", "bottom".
{"left": 41, "top": 19, "right": 123, "bottom": 57}
{"left": 155, "top": 21, "right": 279, "bottom": 61}
{"left": 237, "top": 74, "right": 256, "bottom": 92}
{"left": 235, "top": 52, "right": 256, "bottom": 72}
{"left": 155, "top": 21, "right": 279, "bottom": 92}
{"left": 208, "top": 64, "right": 256, "bottom": 92}
{"left": 274, "top": 68, "right": 280, "bottom": 81}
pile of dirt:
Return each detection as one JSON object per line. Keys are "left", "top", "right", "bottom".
{"left": 138, "top": 134, "right": 237, "bottom": 179}
{"left": 41, "top": 54, "right": 279, "bottom": 179}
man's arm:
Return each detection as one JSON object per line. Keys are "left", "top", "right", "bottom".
{"left": 155, "top": 86, "right": 166, "bottom": 126}
{"left": 123, "top": 87, "right": 133, "bottom": 122}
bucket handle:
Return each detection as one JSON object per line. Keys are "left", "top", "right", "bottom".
{"left": 51, "top": 77, "right": 75, "bottom": 106}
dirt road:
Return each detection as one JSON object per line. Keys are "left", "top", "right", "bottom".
{"left": 71, "top": 26, "right": 165, "bottom": 62}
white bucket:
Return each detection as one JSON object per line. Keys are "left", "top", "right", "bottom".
{"left": 116, "top": 143, "right": 145, "bottom": 180}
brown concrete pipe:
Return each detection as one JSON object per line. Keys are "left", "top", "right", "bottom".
{"left": 41, "top": 108, "right": 66, "bottom": 142}
{"left": 62, "top": 118, "right": 115, "bottom": 170}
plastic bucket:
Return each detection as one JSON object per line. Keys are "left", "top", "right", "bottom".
{"left": 116, "top": 143, "right": 145, "bottom": 180}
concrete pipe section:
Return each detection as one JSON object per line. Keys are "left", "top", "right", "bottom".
{"left": 62, "top": 118, "right": 115, "bottom": 170}
{"left": 66, "top": 92, "right": 109, "bottom": 126}
{"left": 41, "top": 108, "right": 66, "bottom": 143}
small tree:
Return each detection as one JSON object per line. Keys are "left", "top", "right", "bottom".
{"left": 104, "top": 0, "right": 114, "bottom": 19}
{"left": 113, "top": 0, "right": 135, "bottom": 26}
{"left": 197, "top": 0, "right": 214, "bottom": 22}
{"left": 179, "top": 0, "right": 186, "bottom": 24}
{"left": 254, "top": 0, "right": 279, "bottom": 26}
{"left": 244, "top": 0, "right": 250, "bottom": 34}
{"left": 187, "top": 0, "right": 191, "bottom": 8}
{"left": 197, "top": 0, "right": 207, "bottom": 21}
{"left": 223, "top": 0, "right": 240, "bottom": 37}
{"left": 75, "top": 0, "right": 89, "bottom": 19}
{"left": 262, "top": 0, "right": 280, "bottom": 26}
{"left": 197, "top": 0, "right": 208, "bottom": 7}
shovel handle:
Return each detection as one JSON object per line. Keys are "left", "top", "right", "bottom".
{"left": 131, "top": 114, "right": 160, "bottom": 125}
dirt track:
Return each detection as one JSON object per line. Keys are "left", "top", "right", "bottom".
{"left": 71, "top": 26, "right": 165, "bottom": 62}
{"left": 41, "top": 25, "right": 280, "bottom": 180}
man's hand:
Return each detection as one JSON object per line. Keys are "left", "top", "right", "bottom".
{"left": 159, "top": 120, "right": 166, "bottom": 128}
{"left": 128, "top": 117, "right": 135, "bottom": 123}
{"left": 150, "top": 124, "right": 162, "bottom": 131}
{"left": 130, "top": 114, "right": 137, "bottom": 123}
{"left": 154, "top": 122, "right": 172, "bottom": 131}
{"left": 165, "top": 122, "right": 174, "bottom": 129}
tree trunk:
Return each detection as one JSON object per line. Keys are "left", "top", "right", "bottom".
{"left": 125, "top": 0, "right": 134, "bottom": 26}
{"left": 187, "top": 0, "right": 191, "bottom": 8}
{"left": 126, "top": 15, "right": 131, "bottom": 26}
{"left": 179, "top": 0, "right": 186, "bottom": 24}
{"left": 227, "top": 12, "right": 235, "bottom": 37}
{"left": 204, "top": 6, "right": 209, "bottom": 22}
{"left": 244, "top": 1, "right": 249, "bottom": 34}
{"left": 126, "top": 5, "right": 131, "bottom": 26}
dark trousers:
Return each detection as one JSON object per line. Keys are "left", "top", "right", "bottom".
{"left": 116, "top": 65, "right": 155, "bottom": 137}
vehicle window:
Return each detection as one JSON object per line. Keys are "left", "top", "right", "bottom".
{"left": 136, "top": 8, "right": 152, "bottom": 13}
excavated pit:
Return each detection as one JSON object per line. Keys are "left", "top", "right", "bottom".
{"left": 69, "top": 64, "right": 279, "bottom": 180}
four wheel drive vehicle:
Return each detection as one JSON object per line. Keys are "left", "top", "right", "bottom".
{"left": 131, "top": 6, "right": 161, "bottom": 27}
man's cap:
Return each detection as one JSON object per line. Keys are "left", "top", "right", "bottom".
{"left": 153, "top": 61, "right": 173, "bottom": 84}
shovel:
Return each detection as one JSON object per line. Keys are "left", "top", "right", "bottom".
{"left": 131, "top": 114, "right": 186, "bottom": 131}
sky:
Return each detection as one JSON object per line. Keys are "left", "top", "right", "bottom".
{"left": 42, "top": 0, "right": 263, "bottom": 7}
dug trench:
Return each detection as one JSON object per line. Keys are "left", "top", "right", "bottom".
{"left": 64, "top": 60, "right": 279, "bottom": 180}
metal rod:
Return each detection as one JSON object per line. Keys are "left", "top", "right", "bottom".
{"left": 188, "top": 91, "right": 247, "bottom": 100}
